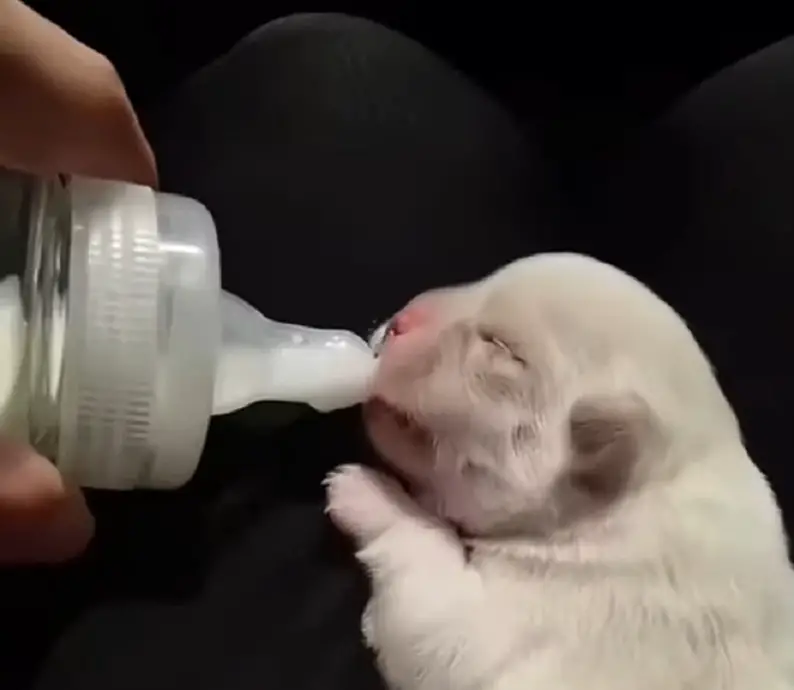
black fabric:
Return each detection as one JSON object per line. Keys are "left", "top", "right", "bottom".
{"left": 577, "top": 38, "right": 794, "bottom": 519}
{"left": 1, "top": 13, "right": 792, "bottom": 690}
{"left": 23, "top": 1, "right": 794, "bottom": 137}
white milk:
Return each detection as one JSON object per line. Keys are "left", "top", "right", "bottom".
{"left": 212, "top": 342, "right": 377, "bottom": 416}
{"left": 0, "top": 273, "right": 378, "bottom": 453}
{"left": 211, "top": 290, "right": 378, "bottom": 416}
{"left": 0, "top": 276, "right": 29, "bottom": 440}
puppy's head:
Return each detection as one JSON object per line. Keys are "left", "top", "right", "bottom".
{"left": 366, "top": 253, "right": 740, "bottom": 538}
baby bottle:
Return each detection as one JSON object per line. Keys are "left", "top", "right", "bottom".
{"left": 0, "top": 168, "right": 377, "bottom": 490}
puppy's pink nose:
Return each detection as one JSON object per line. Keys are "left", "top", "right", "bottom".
{"left": 388, "top": 306, "right": 426, "bottom": 337}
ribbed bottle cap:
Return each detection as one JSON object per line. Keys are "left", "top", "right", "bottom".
{"left": 56, "top": 178, "right": 219, "bottom": 489}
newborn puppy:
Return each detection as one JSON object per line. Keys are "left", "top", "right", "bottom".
{"left": 325, "top": 253, "right": 794, "bottom": 690}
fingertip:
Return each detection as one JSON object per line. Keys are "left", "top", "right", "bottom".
{"left": 0, "top": 442, "right": 94, "bottom": 564}
{"left": 0, "top": 493, "right": 95, "bottom": 565}
{"left": 36, "top": 486, "right": 96, "bottom": 564}
{"left": 59, "top": 103, "right": 159, "bottom": 188}
{"left": 121, "top": 109, "right": 159, "bottom": 188}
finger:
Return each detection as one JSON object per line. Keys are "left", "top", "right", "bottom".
{"left": 61, "top": 94, "right": 159, "bottom": 188}
{"left": 0, "top": 78, "right": 158, "bottom": 187}
{"left": 0, "top": 440, "right": 94, "bottom": 564}
{"left": 115, "top": 111, "right": 159, "bottom": 188}
{"left": 0, "top": 0, "right": 158, "bottom": 187}
{"left": 0, "top": 96, "right": 158, "bottom": 187}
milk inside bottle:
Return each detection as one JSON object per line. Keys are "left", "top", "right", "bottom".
{"left": 0, "top": 170, "right": 378, "bottom": 490}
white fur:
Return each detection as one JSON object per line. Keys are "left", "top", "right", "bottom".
{"left": 326, "top": 253, "right": 794, "bottom": 690}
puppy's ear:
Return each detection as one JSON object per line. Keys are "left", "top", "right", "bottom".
{"left": 567, "top": 392, "right": 655, "bottom": 497}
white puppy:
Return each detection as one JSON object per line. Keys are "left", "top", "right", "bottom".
{"left": 325, "top": 253, "right": 794, "bottom": 690}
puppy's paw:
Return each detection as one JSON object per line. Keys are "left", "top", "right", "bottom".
{"left": 324, "top": 464, "right": 413, "bottom": 543}
{"left": 361, "top": 597, "right": 377, "bottom": 649}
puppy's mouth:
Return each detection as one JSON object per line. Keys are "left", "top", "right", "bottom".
{"left": 364, "top": 397, "right": 433, "bottom": 445}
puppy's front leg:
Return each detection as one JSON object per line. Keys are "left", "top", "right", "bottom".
{"left": 326, "top": 465, "right": 495, "bottom": 690}
{"left": 325, "top": 463, "right": 466, "bottom": 571}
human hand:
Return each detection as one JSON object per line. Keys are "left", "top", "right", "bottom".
{"left": 0, "top": 0, "right": 157, "bottom": 563}
{"left": 0, "top": 438, "right": 93, "bottom": 564}
{"left": 0, "top": 0, "right": 157, "bottom": 185}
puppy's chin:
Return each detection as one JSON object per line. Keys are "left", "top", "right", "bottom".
{"left": 363, "top": 398, "right": 435, "bottom": 484}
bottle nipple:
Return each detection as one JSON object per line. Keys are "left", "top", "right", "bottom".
{"left": 212, "top": 291, "right": 377, "bottom": 416}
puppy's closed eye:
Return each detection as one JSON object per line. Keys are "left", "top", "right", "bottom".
{"left": 477, "top": 328, "right": 526, "bottom": 366}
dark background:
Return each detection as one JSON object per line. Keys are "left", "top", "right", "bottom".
{"left": 25, "top": 1, "right": 794, "bottom": 149}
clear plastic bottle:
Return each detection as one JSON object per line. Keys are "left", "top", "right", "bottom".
{"left": 0, "top": 169, "right": 376, "bottom": 490}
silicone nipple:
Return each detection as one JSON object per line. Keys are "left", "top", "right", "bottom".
{"left": 212, "top": 291, "right": 377, "bottom": 416}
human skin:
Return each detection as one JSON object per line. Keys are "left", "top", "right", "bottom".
{"left": 0, "top": 0, "right": 157, "bottom": 564}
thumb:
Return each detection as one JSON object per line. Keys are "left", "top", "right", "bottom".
{"left": 0, "top": 439, "right": 94, "bottom": 564}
